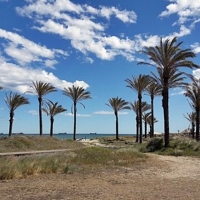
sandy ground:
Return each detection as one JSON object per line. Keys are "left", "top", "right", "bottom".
{"left": 1, "top": 140, "right": 200, "bottom": 200}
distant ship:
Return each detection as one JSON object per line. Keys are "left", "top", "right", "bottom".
{"left": 90, "top": 132, "right": 97, "bottom": 134}
{"left": 13, "top": 132, "right": 23, "bottom": 135}
{"left": 58, "top": 132, "right": 67, "bottom": 135}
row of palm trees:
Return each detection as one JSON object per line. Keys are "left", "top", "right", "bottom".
{"left": 3, "top": 83, "right": 91, "bottom": 140}
{"left": 106, "top": 37, "right": 199, "bottom": 147}
{"left": 2, "top": 37, "right": 199, "bottom": 148}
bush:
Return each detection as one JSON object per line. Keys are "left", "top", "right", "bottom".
{"left": 146, "top": 138, "right": 163, "bottom": 152}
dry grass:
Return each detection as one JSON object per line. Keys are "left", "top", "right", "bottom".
{"left": 0, "top": 136, "right": 147, "bottom": 180}
{"left": 0, "top": 135, "right": 83, "bottom": 153}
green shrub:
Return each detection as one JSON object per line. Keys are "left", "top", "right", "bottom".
{"left": 146, "top": 138, "right": 163, "bottom": 152}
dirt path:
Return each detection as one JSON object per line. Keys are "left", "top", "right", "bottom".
{"left": 0, "top": 153, "right": 200, "bottom": 200}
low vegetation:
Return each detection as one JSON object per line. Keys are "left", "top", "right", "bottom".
{"left": 0, "top": 135, "right": 200, "bottom": 180}
{"left": 0, "top": 135, "right": 83, "bottom": 153}
{"left": 140, "top": 135, "right": 200, "bottom": 157}
{"left": 0, "top": 136, "right": 147, "bottom": 180}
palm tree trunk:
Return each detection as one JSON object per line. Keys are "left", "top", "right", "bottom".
{"left": 196, "top": 106, "right": 199, "bottom": 141}
{"left": 115, "top": 112, "right": 119, "bottom": 140}
{"left": 138, "top": 94, "right": 143, "bottom": 143}
{"left": 136, "top": 116, "right": 139, "bottom": 142}
{"left": 50, "top": 117, "right": 54, "bottom": 137}
{"left": 73, "top": 102, "right": 76, "bottom": 141}
{"left": 162, "top": 81, "right": 170, "bottom": 147}
{"left": 144, "top": 121, "right": 147, "bottom": 138}
{"left": 192, "top": 123, "right": 195, "bottom": 139}
{"left": 38, "top": 97, "right": 43, "bottom": 136}
{"left": 151, "top": 96, "right": 154, "bottom": 137}
{"left": 9, "top": 111, "right": 14, "bottom": 137}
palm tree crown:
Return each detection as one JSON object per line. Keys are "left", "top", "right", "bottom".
{"left": 43, "top": 101, "right": 67, "bottom": 117}
{"left": 63, "top": 85, "right": 91, "bottom": 104}
{"left": 5, "top": 92, "right": 29, "bottom": 111}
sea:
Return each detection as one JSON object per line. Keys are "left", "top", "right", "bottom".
{"left": 0, "top": 133, "right": 134, "bottom": 140}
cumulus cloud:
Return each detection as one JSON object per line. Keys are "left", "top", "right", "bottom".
{"left": 16, "top": 0, "right": 137, "bottom": 61}
{"left": 193, "top": 69, "right": 200, "bottom": 79}
{"left": 191, "top": 43, "right": 200, "bottom": 54}
{"left": 0, "top": 58, "right": 89, "bottom": 93}
{"left": 159, "top": 0, "right": 200, "bottom": 27}
{"left": 0, "top": 29, "right": 68, "bottom": 67}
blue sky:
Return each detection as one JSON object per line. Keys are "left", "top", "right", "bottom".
{"left": 0, "top": 0, "right": 200, "bottom": 134}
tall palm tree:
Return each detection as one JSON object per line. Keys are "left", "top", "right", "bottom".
{"left": 4, "top": 92, "right": 29, "bottom": 136}
{"left": 145, "top": 81, "right": 162, "bottom": 137}
{"left": 125, "top": 74, "right": 150, "bottom": 143}
{"left": 27, "top": 81, "right": 57, "bottom": 136}
{"left": 142, "top": 112, "right": 151, "bottom": 138}
{"left": 42, "top": 100, "right": 67, "bottom": 137}
{"left": 184, "top": 75, "right": 200, "bottom": 141}
{"left": 184, "top": 112, "right": 196, "bottom": 139}
{"left": 106, "top": 97, "right": 130, "bottom": 140}
{"left": 138, "top": 37, "right": 198, "bottom": 147}
{"left": 63, "top": 85, "right": 91, "bottom": 140}
{"left": 130, "top": 101, "right": 150, "bottom": 142}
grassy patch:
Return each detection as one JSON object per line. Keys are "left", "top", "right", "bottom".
{"left": 0, "top": 136, "right": 83, "bottom": 153}
{"left": 159, "top": 136, "right": 200, "bottom": 157}
{"left": 0, "top": 146, "right": 147, "bottom": 180}
{"left": 140, "top": 135, "right": 200, "bottom": 157}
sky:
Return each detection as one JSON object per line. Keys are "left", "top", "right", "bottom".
{"left": 0, "top": 0, "right": 200, "bottom": 135}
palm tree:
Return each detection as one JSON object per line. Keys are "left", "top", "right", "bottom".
{"left": 146, "top": 115, "right": 158, "bottom": 136}
{"left": 139, "top": 37, "right": 198, "bottom": 147}
{"left": 125, "top": 74, "right": 150, "bottom": 143}
{"left": 184, "top": 75, "right": 200, "bottom": 141}
{"left": 63, "top": 85, "right": 91, "bottom": 140}
{"left": 27, "top": 81, "right": 57, "bottom": 136}
{"left": 145, "top": 81, "right": 162, "bottom": 137}
{"left": 184, "top": 112, "right": 196, "bottom": 138}
{"left": 143, "top": 112, "right": 151, "bottom": 138}
{"left": 130, "top": 101, "right": 150, "bottom": 142}
{"left": 106, "top": 97, "right": 130, "bottom": 140}
{"left": 4, "top": 92, "right": 29, "bottom": 136}
{"left": 42, "top": 100, "right": 67, "bottom": 137}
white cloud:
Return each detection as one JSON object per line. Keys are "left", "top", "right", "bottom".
{"left": 28, "top": 110, "right": 38, "bottom": 115}
{"left": 99, "top": 6, "right": 137, "bottom": 23}
{"left": 171, "top": 25, "right": 191, "bottom": 37}
{"left": 16, "top": 0, "right": 137, "bottom": 61}
{"left": 65, "top": 113, "right": 91, "bottom": 117}
{"left": 159, "top": 0, "right": 200, "bottom": 27}
{"left": 0, "top": 28, "right": 68, "bottom": 67}
{"left": 0, "top": 59, "right": 89, "bottom": 93}
{"left": 193, "top": 69, "right": 200, "bottom": 79}
{"left": 93, "top": 111, "right": 129, "bottom": 115}
{"left": 191, "top": 43, "right": 200, "bottom": 54}
{"left": 171, "top": 90, "right": 185, "bottom": 96}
